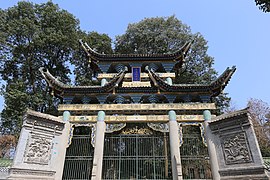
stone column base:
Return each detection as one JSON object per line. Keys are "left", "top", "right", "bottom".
{"left": 8, "top": 168, "right": 55, "bottom": 180}
{"left": 219, "top": 166, "right": 269, "bottom": 180}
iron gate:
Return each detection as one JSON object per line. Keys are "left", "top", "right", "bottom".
{"left": 102, "top": 126, "right": 172, "bottom": 180}
{"left": 180, "top": 126, "right": 212, "bottom": 179}
{"left": 62, "top": 126, "right": 94, "bottom": 180}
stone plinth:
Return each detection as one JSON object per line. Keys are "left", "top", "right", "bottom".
{"left": 209, "top": 109, "right": 269, "bottom": 180}
{"left": 8, "top": 110, "right": 69, "bottom": 180}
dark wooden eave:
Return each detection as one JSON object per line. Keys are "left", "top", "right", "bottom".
{"left": 147, "top": 66, "right": 236, "bottom": 97}
{"left": 39, "top": 67, "right": 127, "bottom": 97}
{"left": 79, "top": 39, "right": 191, "bottom": 69}
{"left": 40, "top": 66, "right": 235, "bottom": 97}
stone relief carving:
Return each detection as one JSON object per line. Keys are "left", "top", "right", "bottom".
{"left": 221, "top": 132, "right": 253, "bottom": 165}
{"left": 24, "top": 134, "right": 52, "bottom": 165}
{"left": 147, "top": 123, "right": 169, "bottom": 132}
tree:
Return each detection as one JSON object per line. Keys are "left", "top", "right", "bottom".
{"left": 0, "top": 1, "right": 80, "bottom": 135}
{"left": 255, "top": 0, "right": 270, "bottom": 12}
{"left": 72, "top": 31, "right": 113, "bottom": 86}
{"left": 115, "top": 16, "right": 230, "bottom": 112}
{"left": 0, "top": 135, "right": 16, "bottom": 158}
{"left": 248, "top": 98, "right": 270, "bottom": 156}
{"left": 0, "top": 1, "right": 113, "bottom": 135}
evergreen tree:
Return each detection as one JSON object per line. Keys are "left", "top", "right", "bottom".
{"left": 0, "top": 1, "right": 113, "bottom": 135}
{"left": 72, "top": 31, "right": 113, "bottom": 86}
{"left": 115, "top": 16, "right": 230, "bottom": 111}
{"left": 255, "top": 0, "right": 270, "bottom": 12}
{"left": 0, "top": 1, "right": 79, "bottom": 134}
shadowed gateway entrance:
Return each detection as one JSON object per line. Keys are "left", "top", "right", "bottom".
{"left": 62, "top": 127, "right": 94, "bottom": 180}
{"left": 102, "top": 124, "right": 172, "bottom": 180}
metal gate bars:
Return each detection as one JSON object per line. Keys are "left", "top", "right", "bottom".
{"left": 102, "top": 133, "right": 172, "bottom": 180}
{"left": 62, "top": 127, "right": 94, "bottom": 180}
{"left": 180, "top": 126, "right": 212, "bottom": 179}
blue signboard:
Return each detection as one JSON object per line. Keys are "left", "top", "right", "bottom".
{"left": 132, "top": 67, "right": 141, "bottom": 82}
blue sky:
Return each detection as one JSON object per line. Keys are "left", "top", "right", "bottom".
{"left": 0, "top": 0, "right": 270, "bottom": 111}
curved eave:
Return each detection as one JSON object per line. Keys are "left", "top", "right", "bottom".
{"left": 80, "top": 40, "right": 191, "bottom": 62}
{"left": 147, "top": 66, "right": 236, "bottom": 96}
{"left": 39, "top": 67, "right": 68, "bottom": 94}
{"left": 210, "top": 66, "right": 236, "bottom": 96}
{"left": 40, "top": 67, "right": 127, "bottom": 96}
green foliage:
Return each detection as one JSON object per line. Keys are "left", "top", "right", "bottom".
{"left": 115, "top": 16, "right": 217, "bottom": 83}
{"left": 72, "top": 31, "right": 112, "bottom": 86}
{"left": 0, "top": 1, "right": 113, "bottom": 135}
{"left": 0, "top": 158, "right": 13, "bottom": 167}
{"left": 0, "top": 1, "right": 80, "bottom": 135}
{"left": 115, "top": 16, "right": 230, "bottom": 111}
{"left": 0, "top": 6, "right": 233, "bottom": 135}
{"left": 0, "top": 81, "right": 29, "bottom": 134}
{"left": 255, "top": 0, "right": 270, "bottom": 12}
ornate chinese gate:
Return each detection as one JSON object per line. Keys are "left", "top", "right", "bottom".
{"left": 62, "top": 126, "right": 94, "bottom": 180}
{"left": 180, "top": 126, "right": 212, "bottom": 179}
{"left": 102, "top": 124, "right": 172, "bottom": 179}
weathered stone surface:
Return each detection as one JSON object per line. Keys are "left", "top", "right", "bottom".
{"left": 209, "top": 109, "right": 269, "bottom": 179}
{"left": 8, "top": 110, "right": 68, "bottom": 180}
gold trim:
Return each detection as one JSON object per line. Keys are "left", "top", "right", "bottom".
{"left": 59, "top": 103, "right": 216, "bottom": 112}
{"left": 97, "top": 72, "right": 175, "bottom": 79}
{"left": 68, "top": 115, "right": 214, "bottom": 123}
{"left": 122, "top": 81, "right": 151, "bottom": 87}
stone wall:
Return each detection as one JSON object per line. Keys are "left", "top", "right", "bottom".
{"left": 8, "top": 110, "right": 69, "bottom": 180}
{"left": 209, "top": 109, "right": 269, "bottom": 180}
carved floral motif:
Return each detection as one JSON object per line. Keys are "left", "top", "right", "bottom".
{"left": 221, "top": 132, "right": 252, "bottom": 165}
{"left": 24, "top": 135, "right": 52, "bottom": 165}
{"left": 106, "top": 123, "right": 126, "bottom": 133}
{"left": 121, "top": 127, "right": 153, "bottom": 135}
{"left": 147, "top": 123, "right": 169, "bottom": 132}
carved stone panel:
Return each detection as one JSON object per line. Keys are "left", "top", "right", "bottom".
{"left": 221, "top": 132, "right": 253, "bottom": 165}
{"left": 24, "top": 133, "right": 52, "bottom": 165}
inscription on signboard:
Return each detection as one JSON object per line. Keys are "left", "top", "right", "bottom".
{"left": 132, "top": 67, "right": 141, "bottom": 81}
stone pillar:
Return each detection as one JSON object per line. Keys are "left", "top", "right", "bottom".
{"left": 91, "top": 111, "right": 106, "bottom": 180}
{"left": 203, "top": 110, "right": 220, "bottom": 180}
{"left": 54, "top": 111, "right": 71, "bottom": 180}
{"left": 63, "top": 111, "right": 70, "bottom": 122}
{"left": 101, "top": 78, "right": 107, "bottom": 86}
{"left": 8, "top": 110, "right": 66, "bottom": 180}
{"left": 168, "top": 110, "right": 183, "bottom": 180}
{"left": 166, "top": 77, "right": 173, "bottom": 85}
